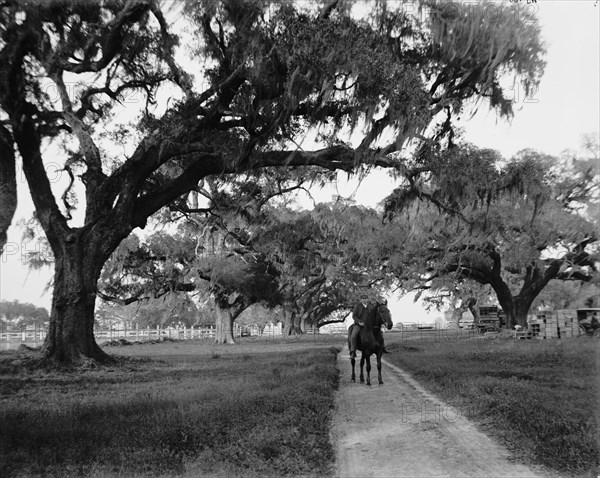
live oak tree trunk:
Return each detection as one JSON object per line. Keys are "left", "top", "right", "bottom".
{"left": 467, "top": 299, "right": 480, "bottom": 328}
{"left": 0, "top": 125, "right": 16, "bottom": 254}
{"left": 489, "top": 278, "right": 535, "bottom": 329}
{"left": 283, "top": 313, "right": 304, "bottom": 336}
{"left": 293, "top": 314, "right": 303, "bottom": 334}
{"left": 300, "top": 314, "right": 307, "bottom": 333}
{"left": 282, "top": 314, "right": 293, "bottom": 335}
{"left": 41, "top": 238, "right": 114, "bottom": 364}
{"left": 284, "top": 319, "right": 301, "bottom": 335}
{"left": 214, "top": 305, "right": 236, "bottom": 344}
{"left": 281, "top": 296, "right": 299, "bottom": 336}
{"left": 496, "top": 294, "right": 534, "bottom": 330}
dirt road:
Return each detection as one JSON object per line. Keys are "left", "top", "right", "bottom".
{"left": 331, "top": 347, "right": 548, "bottom": 478}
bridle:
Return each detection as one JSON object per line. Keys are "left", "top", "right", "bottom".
{"left": 375, "top": 304, "right": 393, "bottom": 330}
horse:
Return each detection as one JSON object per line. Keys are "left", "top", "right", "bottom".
{"left": 348, "top": 303, "right": 393, "bottom": 385}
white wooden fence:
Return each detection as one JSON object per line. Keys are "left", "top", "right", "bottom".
{"left": 94, "top": 325, "right": 217, "bottom": 342}
{"left": 0, "top": 326, "right": 217, "bottom": 343}
{"left": 0, "top": 329, "right": 47, "bottom": 344}
{"left": 0, "top": 322, "right": 376, "bottom": 351}
{"left": 0, "top": 323, "right": 289, "bottom": 350}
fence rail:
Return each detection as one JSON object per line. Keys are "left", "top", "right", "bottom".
{"left": 0, "top": 322, "right": 485, "bottom": 352}
{"left": 94, "top": 326, "right": 218, "bottom": 342}
{"left": 0, "top": 323, "right": 287, "bottom": 349}
{"left": 0, "top": 322, "right": 460, "bottom": 345}
{"left": 0, "top": 330, "right": 47, "bottom": 343}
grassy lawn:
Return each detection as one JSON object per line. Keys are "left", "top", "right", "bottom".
{"left": 385, "top": 332, "right": 600, "bottom": 477}
{"left": 0, "top": 337, "right": 343, "bottom": 478}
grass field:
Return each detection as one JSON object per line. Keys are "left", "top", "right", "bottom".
{"left": 384, "top": 332, "right": 600, "bottom": 477}
{"left": 0, "top": 337, "right": 344, "bottom": 478}
{"left": 2, "top": 331, "right": 597, "bottom": 477}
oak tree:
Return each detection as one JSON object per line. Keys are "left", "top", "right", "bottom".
{"left": 384, "top": 143, "right": 599, "bottom": 327}
{"left": 0, "top": 0, "right": 544, "bottom": 364}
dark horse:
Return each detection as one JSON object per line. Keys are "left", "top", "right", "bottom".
{"left": 348, "top": 304, "right": 393, "bottom": 385}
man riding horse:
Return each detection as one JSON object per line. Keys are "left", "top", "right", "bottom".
{"left": 349, "top": 294, "right": 389, "bottom": 358}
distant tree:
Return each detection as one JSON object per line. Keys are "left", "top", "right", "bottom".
{"left": 254, "top": 202, "right": 394, "bottom": 335}
{"left": 406, "top": 277, "right": 497, "bottom": 328}
{"left": 100, "top": 196, "right": 395, "bottom": 339}
{"left": 94, "top": 301, "right": 136, "bottom": 330}
{"left": 100, "top": 224, "right": 280, "bottom": 344}
{"left": 0, "top": 300, "right": 49, "bottom": 328}
{"left": 95, "top": 293, "right": 199, "bottom": 329}
{"left": 531, "top": 280, "right": 600, "bottom": 311}
{"left": 236, "top": 304, "right": 274, "bottom": 334}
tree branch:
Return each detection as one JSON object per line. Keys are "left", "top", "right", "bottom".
{"left": 97, "top": 281, "right": 196, "bottom": 306}
{"left": 49, "top": 70, "right": 104, "bottom": 179}
{"left": 149, "top": 2, "right": 194, "bottom": 100}
{"left": 53, "top": 0, "right": 152, "bottom": 74}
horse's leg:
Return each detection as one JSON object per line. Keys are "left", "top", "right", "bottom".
{"left": 365, "top": 354, "right": 372, "bottom": 386}
{"left": 348, "top": 328, "right": 356, "bottom": 382}
{"left": 347, "top": 328, "right": 352, "bottom": 354}
{"left": 377, "top": 351, "right": 383, "bottom": 385}
{"left": 359, "top": 354, "right": 365, "bottom": 383}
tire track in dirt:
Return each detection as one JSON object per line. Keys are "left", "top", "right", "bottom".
{"left": 331, "top": 347, "right": 548, "bottom": 478}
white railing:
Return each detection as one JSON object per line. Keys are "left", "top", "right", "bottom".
{"left": 94, "top": 325, "right": 217, "bottom": 342}
{"left": 0, "top": 326, "right": 218, "bottom": 350}
{"left": 0, "top": 324, "right": 288, "bottom": 348}
{"left": 0, "top": 330, "right": 47, "bottom": 343}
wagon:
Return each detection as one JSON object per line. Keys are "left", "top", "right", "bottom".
{"left": 476, "top": 306, "right": 502, "bottom": 333}
{"left": 577, "top": 308, "right": 600, "bottom": 337}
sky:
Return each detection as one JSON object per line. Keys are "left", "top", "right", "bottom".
{"left": 0, "top": 0, "right": 599, "bottom": 324}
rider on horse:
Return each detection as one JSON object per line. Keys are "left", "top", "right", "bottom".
{"left": 349, "top": 294, "right": 389, "bottom": 358}
{"left": 349, "top": 294, "right": 370, "bottom": 359}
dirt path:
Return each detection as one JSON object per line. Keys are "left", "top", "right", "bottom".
{"left": 331, "top": 347, "right": 548, "bottom": 478}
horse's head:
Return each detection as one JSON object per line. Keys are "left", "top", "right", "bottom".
{"left": 376, "top": 304, "right": 393, "bottom": 330}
